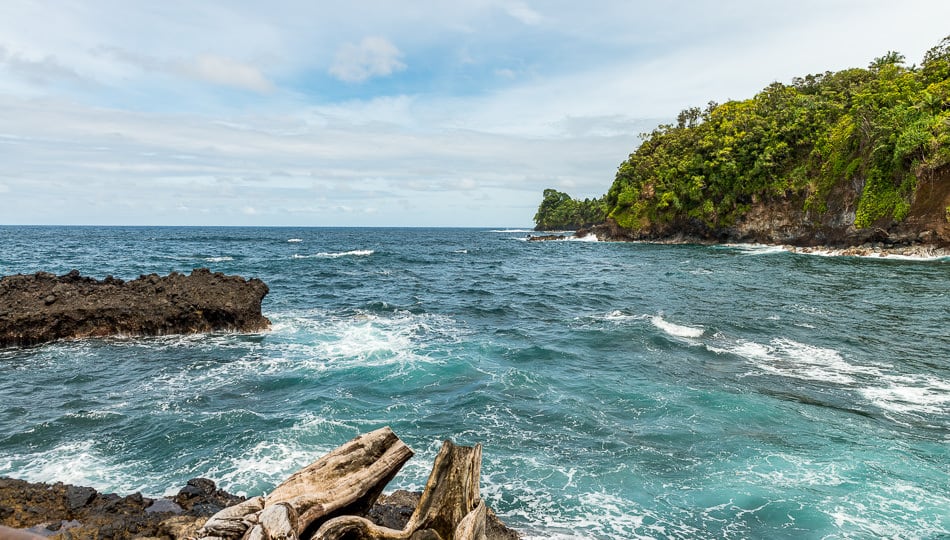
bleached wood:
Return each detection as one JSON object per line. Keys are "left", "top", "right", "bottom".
{"left": 311, "top": 439, "right": 486, "bottom": 540}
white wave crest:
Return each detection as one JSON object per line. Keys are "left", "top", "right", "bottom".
{"left": 651, "top": 316, "right": 704, "bottom": 338}
{"left": 859, "top": 374, "right": 950, "bottom": 415}
{"left": 567, "top": 234, "right": 599, "bottom": 242}
{"left": 293, "top": 250, "right": 374, "bottom": 259}
{"left": 713, "top": 338, "right": 880, "bottom": 386}
{"left": 287, "top": 238, "right": 303, "bottom": 243}
{"left": 204, "top": 256, "right": 234, "bottom": 262}
{"left": 722, "top": 243, "right": 787, "bottom": 255}
{"left": 317, "top": 249, "right": 374, "bottom": 258}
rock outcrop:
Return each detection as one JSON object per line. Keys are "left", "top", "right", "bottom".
{"left": 0, "top": 268, "right": 270, "bottom": 348}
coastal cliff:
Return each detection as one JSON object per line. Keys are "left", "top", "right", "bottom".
{"left": 592, "top": 163, "right": 950, "bottom": 248}
{"left": 535, "top": 36, "right": 950, "bottom": 249}
{"left": 0, "top": 268, "right": 270, "bottom": 347}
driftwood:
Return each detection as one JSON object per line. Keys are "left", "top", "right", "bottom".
{"left": 311, "top": 440, "right": 485, "bottom": 540}
{"left": 196, "top": 427, "right": 413, "bottom": 540}
{"left": 196, "top": 429, "right": 489, "bottom": 540}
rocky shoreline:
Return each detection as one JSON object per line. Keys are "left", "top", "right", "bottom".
{"left": 0, "top": 269, "right": 270, "bottom": 348}
{"left": 0, "top": 477, "right": 518, "bottom": 540}
{"left": 530, "top": 227, "right": 949, "bottom": 259}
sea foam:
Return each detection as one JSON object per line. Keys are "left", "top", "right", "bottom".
{"left": 292, "top": 250, "right": 374, "bottom": 259}
{"left": 651, "top": 315, "right": 704, "bottom": 338}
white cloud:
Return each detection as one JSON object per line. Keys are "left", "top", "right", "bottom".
{"left": 178, "top": 54, "right": 274, "bottom": 93}
{"left": 329, "top": 37, "right": 406, "bottom": 83}
{"left": 500, "top": 1, "right": 543, "bottom": 25}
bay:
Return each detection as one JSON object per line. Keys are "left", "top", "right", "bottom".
{"left": 0, "top": 226, "right": 948, "bottom": 539}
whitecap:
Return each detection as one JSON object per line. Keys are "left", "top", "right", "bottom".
{"left": 566, "top": 234, "right": 599, "bottom": 242}
{"left": 204, "top": 256, "right": 234, "bottom": 262}
{"left": 715, "top": 337, "right": 880, "bottom": 386}
{"left": 316, "top": 249, "right": 374, "bottom": 258}
{"left": 651, "top": 315, "right": 704, "bottom": 338}
{"left": 291, "top": 250, "right": 374, "bottom": 259}
{"left": 859, "top": 374, "right": 950, "bottom": 415}
{"left": 722, "top": 243, "right": 787, "bottom": 255}
{"left": 287, "top": 238, "right": 303, "bottom": 243}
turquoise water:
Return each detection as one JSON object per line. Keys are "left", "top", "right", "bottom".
{"left": 0, "top": 226, "right": 947, "bottom": 539}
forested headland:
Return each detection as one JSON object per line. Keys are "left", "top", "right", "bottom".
{"left": 534, "top": 37, "right": 950, "bottom": 247}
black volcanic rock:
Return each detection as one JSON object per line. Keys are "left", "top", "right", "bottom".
{"left": 0, "top": 268, "right": 270, "bottom": 347}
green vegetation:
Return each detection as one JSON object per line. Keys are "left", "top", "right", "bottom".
{"left": 593, "top": 36, "right": 950, "bottom": 234}
{"left": 533, "top": 189, "right": 608, "bottom": 230}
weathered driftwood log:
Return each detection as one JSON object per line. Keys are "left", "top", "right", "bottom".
{"left": 311, "top": 440, "right": 485, "bottom": 540}
{"left": 196, "top": 427, "right": 413, "bottom": 540}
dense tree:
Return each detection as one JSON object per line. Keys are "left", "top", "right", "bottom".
{"left": 596, "top": 36, "right": 950, "bottom": 234}
{"left": 533, "top": 189, "right": 608, "bottom": 230}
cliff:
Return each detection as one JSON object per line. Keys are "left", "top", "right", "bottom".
{"left": 539, "top": 36, "right": 950, "bottom": 248}
{"left": 0, "top": 268, "right": 270, "bottom": 347}
{"left": 594, "top": 164, "right": 950, "bottom": 248}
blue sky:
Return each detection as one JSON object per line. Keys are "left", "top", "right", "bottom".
{"left": 2, "top": 1, "right": 949, "bottom": 226}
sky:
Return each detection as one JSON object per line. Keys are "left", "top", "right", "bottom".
{"left": 1, "top": 1, "right": 949, "bottom": 227}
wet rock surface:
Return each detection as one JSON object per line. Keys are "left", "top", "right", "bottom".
{"left": 0, "top": 268, "right": 270, "bottom": 348}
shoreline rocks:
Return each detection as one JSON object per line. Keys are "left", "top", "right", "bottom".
{"left": 0, "top": 268, "right": 270, "bottom": 348}
{"left": 0, "top": 479, "right": 519, "bottom": 540}
{"left": 0, "top": 476, "right": 244, "bottom": 539}
{"left": 533, "top": 226, "right": 949, "bottom": 259}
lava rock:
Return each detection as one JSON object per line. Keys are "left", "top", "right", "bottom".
{"left": 0, "top": 268, "right": 270, "bottom": 348}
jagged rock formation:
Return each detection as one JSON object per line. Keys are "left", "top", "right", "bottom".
{"left": 0, "top": 268, "right": 270, "bottom": 347}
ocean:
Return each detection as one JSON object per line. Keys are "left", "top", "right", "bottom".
{"left": 0, "top": 226, "right": 947, "bottom": 539}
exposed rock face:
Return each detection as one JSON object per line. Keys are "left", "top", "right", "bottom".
{"left": 594, "top": 166, "right": 950, "bottom": 249}
{"left": 0, "top": 268, "right": 270, "bottom": 348}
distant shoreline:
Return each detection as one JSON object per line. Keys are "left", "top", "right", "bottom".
{"left": 528, "top": 229, "right": 950, "bottom": 260}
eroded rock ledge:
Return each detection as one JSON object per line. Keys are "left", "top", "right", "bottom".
{"left": 0, "top": 268, "right": 270, "bottom": 348}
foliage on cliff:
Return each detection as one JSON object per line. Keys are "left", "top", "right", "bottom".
{"left": 604, "top": 36, "right": 950, "bottom": 234}
{"left": 533, "top": 189, "right": 608, "bottom": 230}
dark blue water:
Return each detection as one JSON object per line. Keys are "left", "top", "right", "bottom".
{"left": 0, "top": 226, "right": 948, "bottom": 539}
